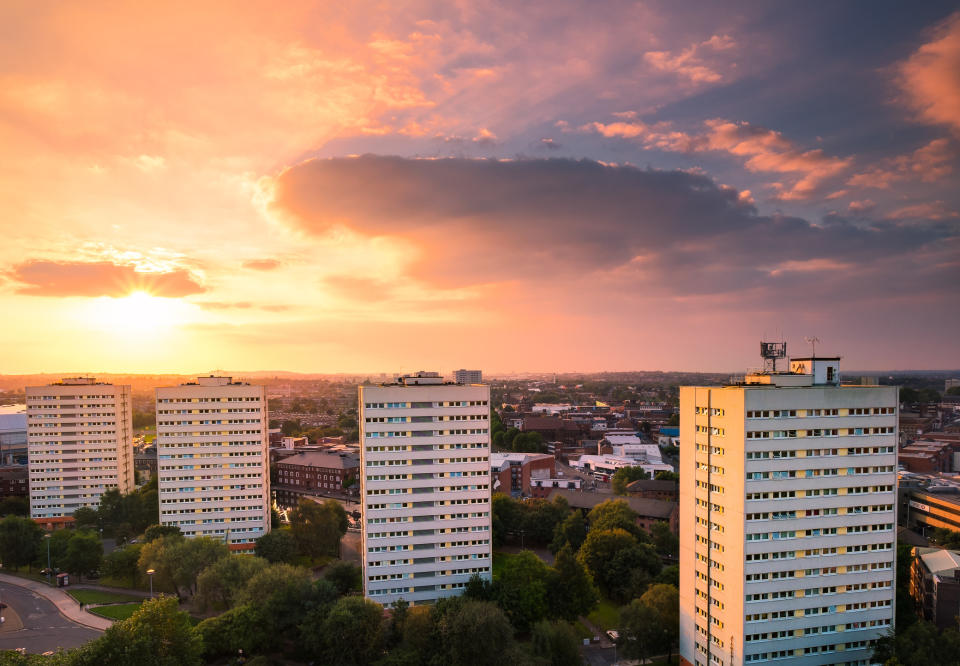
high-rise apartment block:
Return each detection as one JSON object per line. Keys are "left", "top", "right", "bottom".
{"left": 155, "top": 376, "right": 270, "bottom": 550}
{"left": 359, "top": 371, "right": 492, "bottom": 605}
{"left": 453, "top": 369, "right": 483, "bottom": 385}
{"left": 680, "top": 355, "right": 897, "bottom": 666}
{"left": 26, "top": 378, "right": 134, "bottom": 520}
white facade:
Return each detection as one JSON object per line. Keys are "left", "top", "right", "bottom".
{"left": 155, "top": 376, "right": 270, "bottom": 549}
{"left": 26, "top": 378, "right": 134, "bottom": 519}
{"left": 359, "top": 372, "right": 492, "bottom": 605}
{"left": 0, "top": 404, "right": 28, "bottom": 464}
{"left": 453, "top": 369, "right": 483, "bottom": 385}
{"left": 680, "top": 359, "right": 897, "bottom": 666}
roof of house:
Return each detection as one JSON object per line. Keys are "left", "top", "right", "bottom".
{"left": 625, "top": 479, "right": 679, "bottom": 493}
{"left": 917, "top": 547, "right": 960, "bottom": 576}
{"left": 546, "top": 488, "right": 676, "bottom": 518}
{"left": 276, "top": 451, "right": 359, "bottom": 469}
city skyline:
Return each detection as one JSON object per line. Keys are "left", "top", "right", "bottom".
{"left": 2, "top": 2, "right": 959, "bottom": 374}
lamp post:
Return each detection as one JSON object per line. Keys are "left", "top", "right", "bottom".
{"left": 147, "top": 569, "right": 155, "bottom": 598}
{"left": 44, "top": 534, "right": 51, "bottom": 584}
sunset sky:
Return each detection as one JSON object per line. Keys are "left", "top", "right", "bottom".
{"left": 2, "top": 1, "right": 958, "bottom": 374}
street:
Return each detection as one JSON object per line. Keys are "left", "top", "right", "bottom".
{"left": 0, "top": 583, "right": 102, "bottom": 654}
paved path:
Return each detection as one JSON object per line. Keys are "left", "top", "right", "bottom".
{"left": 0, "top": 581, "right": 103, "bottom": 654}
{"left": 0, "top": 574, "right": 113, "bottom": 630}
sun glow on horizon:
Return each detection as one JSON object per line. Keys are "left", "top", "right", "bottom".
{"left": 80, "top": 291, "right": 197, "bottom": 336}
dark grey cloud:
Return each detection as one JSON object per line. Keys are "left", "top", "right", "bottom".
{"left": 269, "top": 155, "right": 959, "bottom": 303}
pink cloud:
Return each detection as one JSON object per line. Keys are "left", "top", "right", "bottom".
{"left": 847, "top": 138, "right": 956, "bottom": 188}
{"left": 886, "top": 201, "right": 959, "bottom": 221}
{"left": 644, "top": 34, "right": 737, "bottom": 84}
{"left": 897, "top": 11, "right": 960, "bottom": 134}
{"left": 10, "top": 260, "right": 205, "bottom": 297}
{"left": 847, "top": 199, "right": 876, "bottom": 213}
{"left": 242, "top": 259, "right": 282, "bottom": 271}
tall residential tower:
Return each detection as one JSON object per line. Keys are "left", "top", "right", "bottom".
{"left": 26, "top": 378, "right": 134, "bottom": 521}
{"left": 680, "top": 354, "right": 897, "bottom": 666}
{"left": 155, "top": 376, "right": 270, "bottom": 550}
{"left": 359, "top": 371, "right": 492, "bottom": 605}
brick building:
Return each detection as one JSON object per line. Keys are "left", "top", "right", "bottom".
{"left": 625, "top": 478, "right": 679, "bottom": 502}
{"left": 0, "top": 465, "right": 28, "bottom": 498}
{"left": 491, "top": 452, "right": 555, "bottom": 497}
{"left": 273, "top": 451, "right": 359, "bottom": 507}
{"left": 911, "top": 547, "right": 960, "bottom": 629}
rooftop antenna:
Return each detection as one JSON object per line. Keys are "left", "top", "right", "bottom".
{"left": 804, "top": 336, "right": 820, "bottom": 379}
{"left": 760, "top": 341, "right": 787, "bottom": 373}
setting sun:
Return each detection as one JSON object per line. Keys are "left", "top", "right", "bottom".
{"left": 81, "top": 291, "right": 195, "bottom": 335}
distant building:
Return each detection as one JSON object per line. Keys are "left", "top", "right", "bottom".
{"left": 27, "top": 378, "right": 134, "bottom": 523}
{"left": 0, "top": 465, "right": 28, "bottom": 498}
{"left": 134, "top": 447, "right": 158, "bottom": 479}
{"left": 546, "top": 488, "right": 678, "bottom": 533}
{"left": 490, "top": 452, "right": 554, "bottom": 496}
{"left": 156, "top": 376, "right": 270, "bottom": 551}
{"left": 359, "top": 372, "right": 492, "bottom": 606}
{"left": 281, "top": 436, "right": 308, "bottom": 449}
{"left": 945, "top": 379, "right": 960, "bottom": 393}
{"left": 0, "top": 404, "right": 27, "bottom": 465}
{"left": 902, "top": 487, "right": 960, "bottom": 534}
{"left": 529, "top": 476, "right": 581, "bottom": 497}
{"left": 626, "top": 478, "right": 679, "bottom": 502}
{"left": 911, "top": 547, "right": 960, "bottom": 629}
{"left": 453, "top": 369, "right": 483, "bottom": 385}
{"left": 273, "top": 451, "right": 359, "bottom": 507}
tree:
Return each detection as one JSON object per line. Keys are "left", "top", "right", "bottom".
{"left": 872, "top": 618, "right": 960, "bottom": 665}
{"left": 650, "top": 521, "right": 679, "bottom": 555}
{"left": 531, "top": 620, "right": 582, "bottom": 666}
{"left": 324, "top": 560, "right": 362, "bottom": 595}
{"left": 493, "top": 551, "right": 550, "bottom": 633}
{"left": 640, "top": 584, "right": 679, "bottom": 664}
{"left": 102, "top": 544, "right": 143, "bottom": 586}
{"left": 73, "top": 506, "right": 100, "bottom": 530}
{"left": 548, "top": 546, "right": 598, "bottom": 621}
{"left": 254, "top": 527, "right": 298, "bottom": 564}
{"left": 63, "top": 531, "right": 103, "bottom": 582}
{"left": 464, "top": 573, "right": 494, "bottom": 601}
{"left": 235, "top": 563, "right": 332, "bottom": 637}
{"left": 72, "top": 596, "right": 203, "bottom": 666}
{"left": 437, "top": 599, "right": 515, "bottom": 666}
{"left": 550, "top": 510, "right": 587, "bottom": 554}
{"left": 0, "top": 495, "right": 29, "bottom": 517}
{"left": 492, "top": 493, "right": 522, "bottom": 546}
{"left": 587, "top": 499, "right": 646, "bottom": 540}
{"left": 289, "top": 498, "right": 347, "bottom": 559}
{"left": 138, "top": 535, "right": 228, "bottom": 597}
{"left": 667, "top": 413, "right": 679, "bottom": 426}
{"left": 196, "top": 604, "right": 272, "bottom": 660}
{"left": 143, "top": 524, "right": 182, "bottom": 543}
{"left": 520, "top": 496, "right": 570, "bottom": 545}
{"left": 577, "top": 528, "right": 661, "bottom": 602}
{"left": 654, "top": 470, "right": 679, "bottom": 481}
{"left": 195, "top": 554, "right": 269, "bottom": 611}
{"left": 611, "top": 466, "right": 649, "bottom": 495}
{"left": 307, "top": 596, "right": 385, "bottom": 666}
{"left": 618, "top": 599, "right": 662, "bottom": 665}
{"left": 0, "top": 515, "right": 42, "bottom": 570}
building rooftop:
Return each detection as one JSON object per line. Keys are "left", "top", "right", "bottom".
{"left": 917, "top": 547, "right": 960, "bottom": 576}
{"left": 276, "top": 451, "right": 359, "bottom": 469}
{"left": 546, "top": 488, "right": 676, "bottom": 519}
{"left": 490, "top": 452, "right": 553, "bottom": 471}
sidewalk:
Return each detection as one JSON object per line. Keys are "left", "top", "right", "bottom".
{"left": 0, "top": 573, "right": 113, "bottom": 631}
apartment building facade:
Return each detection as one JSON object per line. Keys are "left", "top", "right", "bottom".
{"left": 359, "top": 372, "right": 492, "bottom": 605}
{"left": 680, "top": 357, "right": 898, "bottom": 666}
{"left": 26, "top": 378, "right": 134, "bottom": 521}
{"left": 155, "top": 376, "right": 270, "bottom": 550}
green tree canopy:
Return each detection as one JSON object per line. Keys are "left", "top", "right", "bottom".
{"left": 102, "top": 544, "right": 143, "bottom": 586}
{"left": 304, "top": 596, "right": 385, "bottom": 666}
{"left": 650, "top": 521, "right": 679, "bottom": 556}
{"left": 531, "top": 620, "right": 582, "bottom": 666}
{"left": 550, "top": 509, "right": 587, "bottom": 554}
{"left": 493, "top": 550, "right": 551, "bottom": 633}
{"left": 72, "top": 596, "right": 203, "bottom": 666}
{"left": 143, "top": 524, "right": 182, "bottom": 543}
{"left": 323, "top": 560, "right": 362, "bottom": 595}
{"left": 618, "top": 599, "right": 662, "bottom": 664}
{"left": 577, "top": 528, "right": 661, "bottom": 602}
{"left": 640, "top": 583, "right": 679, "bottom": 663}
{"left": 437, "top": 598, "right": 515, "bottom": 666}
{"left": 611, "top": 466, "right": 649, "bottom": 495}
{"left": 195, "top": 554, "right": 269, "bottom": 611}
{"left": 0, "top": 515, "right": 43, "bottom": 570}
{"left": 289, "top": 498, "right": 348, "bottom": 559}
{"left": 196, "top": 603, "right": 273, "bottom": 660}
{"left": 548, "top": 545, "right": 598, "bottom": 621}
{"left": 254, "top": 526, "right": 299, "bottom": 563}
{"left": 138, "top": 535, "right": 229, "bottom": 598}
{"left": 63, "top": 531, "right": 103, "bottom": 582}
{"left": 587, "top": 499, "right": 646, "bottom": 540}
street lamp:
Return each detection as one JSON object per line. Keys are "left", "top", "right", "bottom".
{"left": 44, "top": 534, "right": 51, "bottom": 584}
{"left": 147, "top": 569, "right": 155, "bottom": 598}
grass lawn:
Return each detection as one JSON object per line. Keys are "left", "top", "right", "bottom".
{"left": 89, "top": 602, "right": 142, "bottom": 621}
{"left": 587, "top": 598, "right": 620, "bottom": 631}
{"left": 68, "top": 589, "right": 144, "bottom": 605}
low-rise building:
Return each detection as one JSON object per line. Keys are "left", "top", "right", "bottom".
{"left": 273, "top": 451, "right": 359, "bottom": 507}
{"left": 903, "top": 487, "right": 960, "bottom": 534}
{"left": 0, "top": 465, "right": 28, "bottom": 498}
{"left": 625, "top": 478, "right": 679, "bottom": 502}
{"left": 546, "top": 488, "right": 678, "bottom": 533}
{"left": 911, "top": 547, "right": 960, "bottom": 629}
{"left": 491, "top": 452, "right": 555, "bottom": 496}
{"left": 529, "top": 476, "right": 581, "bottom": 497}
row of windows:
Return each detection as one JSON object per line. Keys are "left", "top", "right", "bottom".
{"left": 747, "top": 426, "right": 895, "bottom": 439}
{"left": 745, "top": 524, "right": 894, "bottom": 540}
{"left": 746, "top": 467, "right": 894, "bottom": 480}
{"left": 365, "top": 414, "right": 486, "bottom": 423}
{"left": 368, "top": 553, "right": 487, "bottom": 567}
{"left": 746, "top": 407, "right": 894, "bottom": 418}
{"left": 158, "top": 397, "right": 259, "bottom": 403}
{"left": 746, "top": 504, "right": 893, "bottom": 520}
{"left": 368, "top": 565, "right": 488, "bottom": 581}
{"left": 744, "top": 543, "right": 892, "bottom": 562}
{"left": 364, "top": 401, "right": 488, "bottom": 409}
{"left": 368, "top": 526, "right": 489, "bottom": 539}
{"left": 745, "top": 446, "right": 894, "bottom": 460}
{"left": 368, "top": 539, "right": 490, "bottom": 553}
{"left": 745, "top": 562, "right": 891, "bottom": 581}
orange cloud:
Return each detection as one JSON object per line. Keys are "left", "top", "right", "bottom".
{"left": 10, "top": 260, "right": 205, "bottom": 297}
{"left": 897, "top": 11, "right": 960, "bottom": 134}
{"left": 644, "top": 34, "right": 736, "bottom": 84}
{"left": 886, "top": 201, "right": 959, "bottom": 221}
{"left": 242, "top": 259, "right": 282, "bottom": 271}
{"left": 847, "top": 138, "right": 956, "bottom": 188}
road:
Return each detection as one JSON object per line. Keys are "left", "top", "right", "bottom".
{"left": 0, "top": 582, "right": 102, "bottom": 654}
